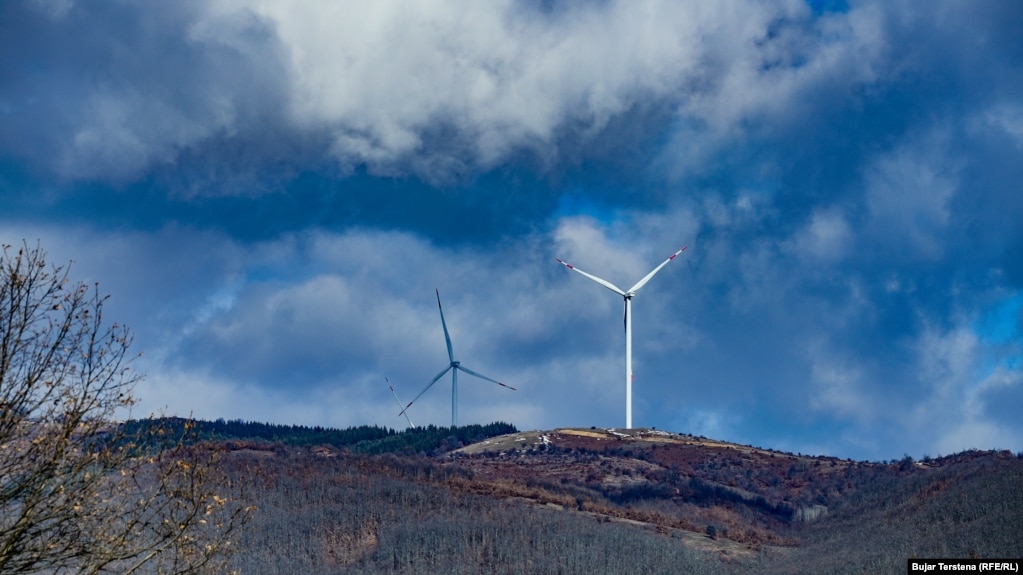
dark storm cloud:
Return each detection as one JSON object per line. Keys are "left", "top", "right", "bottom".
{"left": 0, "top": 1, "right": 291, "bottom": 184}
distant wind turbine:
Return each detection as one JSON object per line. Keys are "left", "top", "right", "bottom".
{"left": 556, "top": 245, "right": 688, "bottom": 429}
{"left": 385, "top": 377, "right": 415, "bottom": 428}
{"left": 400, "top": 289, "right": 515, "bottom": 427}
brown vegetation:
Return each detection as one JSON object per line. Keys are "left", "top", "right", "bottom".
{"left": 214, "top": 427, "right": 1022, "bottom": 574}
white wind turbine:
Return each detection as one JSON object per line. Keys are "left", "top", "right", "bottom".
{"left": 400, "top": 289, "right": 515, "bottom": 427}
{"left": 556, "top": 245, "right": 687, "bottom": 429}
{"left": 385, "top": 377, "right": 415, "bottom": 429}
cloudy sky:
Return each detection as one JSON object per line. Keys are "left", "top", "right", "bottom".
{"left": 2, "top": 0, "right": 1021, "bottom": 461}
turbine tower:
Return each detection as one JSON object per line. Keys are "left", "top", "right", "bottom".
{"left": 556, "top": 245, "right": 687, "bottom": 429}
{"left": 385, "top": 377, "right": 415, "bottom": 428}
{"left": 400, "top": 289, "right": 515, "bottom": 427}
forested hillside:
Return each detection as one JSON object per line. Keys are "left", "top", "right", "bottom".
{"left": 183, "top": 425, "right": 1023, "bottom": 574}
{"left": 759, "top": 450, "right": 1023, "bottom": 574}
{"left": 221, "top": 450, "right": 737, "bottom": 575}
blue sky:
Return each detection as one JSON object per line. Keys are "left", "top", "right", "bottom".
{"left": 2, "top": 0, "right": 1021, "bottom": 461}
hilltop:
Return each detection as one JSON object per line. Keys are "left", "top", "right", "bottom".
{"left": 443, "top": 427, "right": 995, "bottom": 551}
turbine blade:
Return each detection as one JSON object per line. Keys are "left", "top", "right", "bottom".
{"left": 627, "top": 245, "right": 688, "bottom": 294}
{"left": 457, "top": 365, "right": 517, "bottom": 391}
{"left": 436, "top": 289, "right": 455, "bottom": 363}
{"left": 386, "top": 377, "right": 403, "bottom": 409}
{"left": 555, "top": 258, "right": 626, "bottom": 296}
{"left": 386, "top": 377, "right": 415, "bottom": 428}
{"left": 399, "top": 365, "right": 453, "bottom": 417}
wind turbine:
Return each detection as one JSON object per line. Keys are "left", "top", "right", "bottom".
{"left": 385, "top": 377, "right": 415, "bottom": 428}
{"left": 556, "top": 245, "right": 687, "bottom": 429}
{"left": 400, "top": 289, "right": 515, "bottom": 427}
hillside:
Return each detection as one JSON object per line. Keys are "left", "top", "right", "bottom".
{"left": 196, "top": 422, "right": 1023, "bottom": 574}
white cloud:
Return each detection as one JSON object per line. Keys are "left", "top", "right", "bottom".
{"left": 660, "top": 1, "right": 890, "bottom": 177}
{"left": 807, "top": 347, "right": 870, "bottom": 421}
{"left": 894, "top": 320, "right": 1023, "bottom": 456}
{"left": 3, "top": 0, "right": 913, "bottom": 186}
{"left": 976, "top": 102, "right": 1023, "bottom": 148}
{"left": 788, "top": 210, "right": 852, "bottom": 263}
{"left": 58, "top": 89, "right": 234, "bottom": 181}
{"left": 198, "top": 0, "right": 811, "bottom": 181}
{"left": 672, "top": 407, "right": 737, "bottom": 440}
{"left": 863, "top": 129, "right": 960, "bottom": 260}
{"left": 29, "top": 0, "right": 74, "bottom": 19}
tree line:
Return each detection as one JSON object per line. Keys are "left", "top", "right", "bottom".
{"left": 119, "top": 417, "right": 518, "bottom": 455}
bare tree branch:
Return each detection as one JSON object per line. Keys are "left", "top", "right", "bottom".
{"left": 0, "top": 242, "right": 249, "bottom": 575}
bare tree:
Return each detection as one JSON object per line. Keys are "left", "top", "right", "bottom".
{"left": 0, "top": 242, "right": 247, "bottom": 574}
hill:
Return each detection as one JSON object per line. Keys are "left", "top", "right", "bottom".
{"left": 173, "top": 422, "right": 1022, "bottom": 574}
